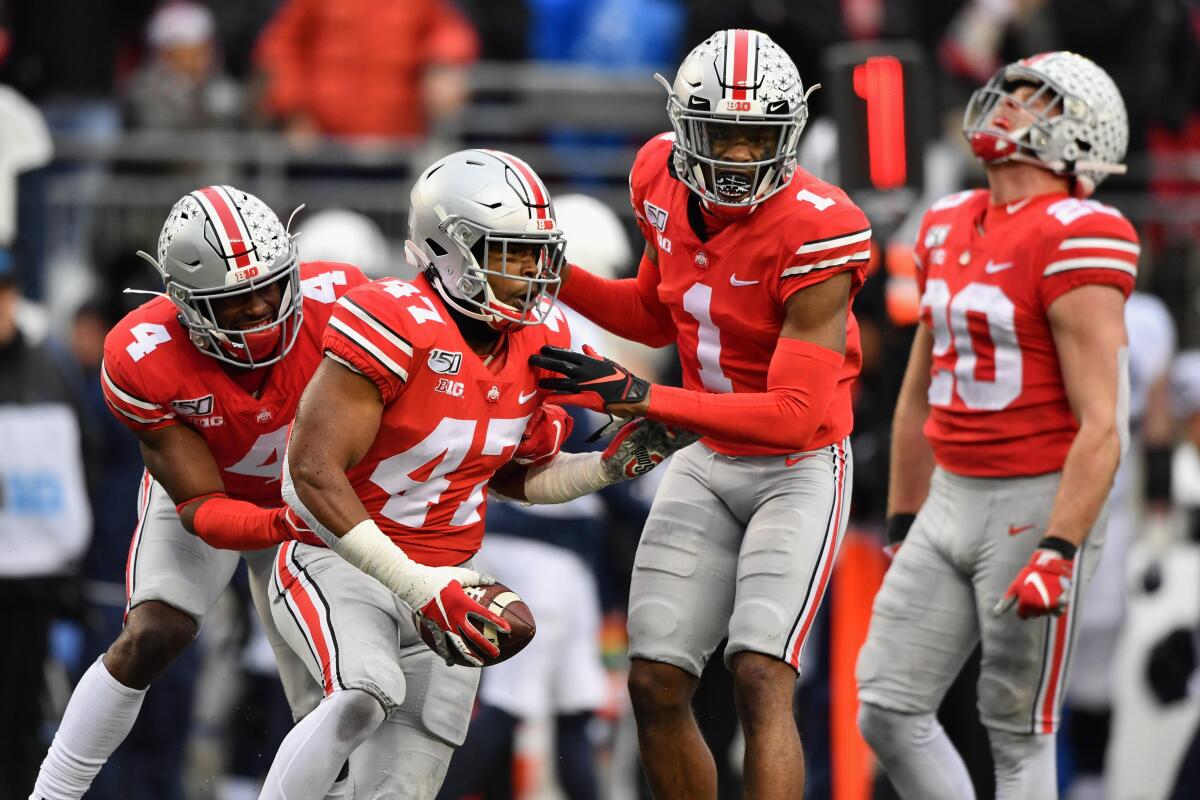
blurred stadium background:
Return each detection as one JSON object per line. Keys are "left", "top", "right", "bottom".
{"left": 1, "top": 0, "right": 1199, "bottom": 798}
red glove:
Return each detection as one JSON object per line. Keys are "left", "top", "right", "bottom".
{"left": 414, "top": 576, "right": 511, "bottom": 667}
{"left": 993, "top": 540, "right": 1076, "bottom": 619}
{"left": 513, "top": 404, "right": 573, "bottom": 466}
{"left": 280, "top": 507, "right": 329, "bottom": 548}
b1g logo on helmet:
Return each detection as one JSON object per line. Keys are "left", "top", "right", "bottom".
{"left": 229, "top": 264, "right": 263, "bottom": 283}
{"left": 427, "top": 349, "right": 463, "bottom": 375}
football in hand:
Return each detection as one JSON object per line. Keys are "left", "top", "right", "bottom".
{"left": 419, "top": 581, "right": 536, "bottom": 666}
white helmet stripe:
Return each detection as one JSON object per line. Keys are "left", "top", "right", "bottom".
{"left": 193, "top": 185, "right": 254, "bottom": 269}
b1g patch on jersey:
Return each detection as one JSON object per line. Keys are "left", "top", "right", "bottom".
{"left": 170, "top": 394, "right": 215, "bottom": 417}
{"left": 435, "top": 378, "right": 465, "bottom": 398}
{"left": 643, "top": 201, "right": 669, "bottom": 232}
{"left": 428, "top": 349, "right": 463, "bottom": 375}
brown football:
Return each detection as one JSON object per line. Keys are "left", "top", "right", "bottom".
{"left": 418, "top": 581, "right": 536, "bottom": 666}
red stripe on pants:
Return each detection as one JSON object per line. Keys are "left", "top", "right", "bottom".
{"left": 788, "top": 441, "right": 846, "bottom": 667}
{"left": 276, "top": 543, "right": 335, "bottom": 694}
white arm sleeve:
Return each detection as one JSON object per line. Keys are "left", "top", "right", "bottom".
{"left": 521, "top": 451, "right": 614, "bottom": 504}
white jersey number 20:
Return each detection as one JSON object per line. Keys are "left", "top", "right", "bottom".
{"left": 922, "top": 278, "right": 1022, "bottom": 411}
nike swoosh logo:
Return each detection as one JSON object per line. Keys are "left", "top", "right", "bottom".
{"left": 985, "top": 260, "right": 1014, "bottom": 274}
{"left": 784, "top": 454, "right": 814, "bottom": 466}
{"left": 730, "top": 275, "right": 760, "bottom": 286}
{"left": 1007, "top": 198, "right": 1033, "bottom": 214}
{"left": 1008, "top": 524, "right": 1035, "bottom": 536}
{"left": 518, "top": 389, "right": 538, "bottom": 404}
{"left": 578, "top": 371, "right": 626, "bottom": 386}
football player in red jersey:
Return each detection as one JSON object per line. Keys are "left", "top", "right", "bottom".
{"left": 260, "top": 150, "right": 694, "bottom": 800}
{"left": 530, "top": 29, "right": 871, "bottom": 799}
{"left": 31, "top": 186, "right": 370, "bottom": 800}
{"left": 854, "top": 52, "right": 1137, "bottom": 799}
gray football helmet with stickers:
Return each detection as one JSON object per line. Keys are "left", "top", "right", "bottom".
{"left": 136, "top": 184, "right": 301, "bottom": 368}
{"left": 657, "top": 29, "right": 818, "bottom": 208}
{"left": 404, "top": 149, "right": 565, "bottom": 329}
{"left": 963, "top": 51, "right": 1128, "bottom": 196}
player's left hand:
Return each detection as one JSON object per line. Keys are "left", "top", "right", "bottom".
{"left": 599, "top": 417, "right": 700, "bottom": 481}
{"left": 993, "top": 542, "right": 1075, "bottom": 619}
{"left": 513, "top": 404, "right": 573, "bottom": 466}
{"left": 531, "top": 345, "right": 650, "bottom": 414}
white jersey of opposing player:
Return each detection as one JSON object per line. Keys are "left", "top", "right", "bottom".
{"left": 1111, "top": 292, "right": 1176, "bottom": 507}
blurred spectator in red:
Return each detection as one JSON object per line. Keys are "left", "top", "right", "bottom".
{"left": 254, "top": 0, "right": 479, "bottom": 141}
{"left": 125, "top": 1, "right": 243, "bottom": 131}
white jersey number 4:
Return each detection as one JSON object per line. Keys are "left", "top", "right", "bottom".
{"left": 370, "top": 416, "right": 529, "bottom": 528}
{"left": 126, "top": 323, "right": 172, "bottom": 362}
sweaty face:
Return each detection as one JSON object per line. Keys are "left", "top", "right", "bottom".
{"left": 211, "top": 281, "right": 283, "bottom": 331}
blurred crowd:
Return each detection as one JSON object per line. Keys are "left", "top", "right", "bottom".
{"left": 1, "top": 0, "right": 1200, "bottom": 798}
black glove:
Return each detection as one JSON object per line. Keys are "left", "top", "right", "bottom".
{"left": 1147, "top": 627, "right": 1198, "bottom": 705}
{"left": 530, "top": 344, "right": 650, "bottom": 412}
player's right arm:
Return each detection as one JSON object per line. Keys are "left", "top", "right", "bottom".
{"left": 885, "top": 324, "right": 937, "bottom": 547}
{"left": 557, "top": 242, "right": 677, "bottom": 347}
{"left": 555, "top": 139, "right": 678, "bottom": 347}
{"left": 286, "top": 284, "right": 508, "bottom": 666}
{"left": 283, "top": 358, "right": 381, "bottom": 537}
{"left": 100, "top": 332, "right": 302, "bottom": 551}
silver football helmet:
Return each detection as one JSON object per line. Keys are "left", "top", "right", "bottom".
{"left": 405, "top": 149, "right": 565, "bottom": 328}
{"left": 963, "top": 51, "right": 1128, "bottom": 196}
{"left": 657, "top": 29, "right": 818, "bottom": 208}
{"left": 137, "top": 185, "right": 301, "bottom": 368}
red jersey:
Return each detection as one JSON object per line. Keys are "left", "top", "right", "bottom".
{"left": 320, "top": 274, "right": 572, "bottom": 567}
{"left": 913, "top": 190, "right": 1138, "bottom": 477}
{"left": 630, "top": 133, "right": 871, "bottom": 456}
{"left": 101, "top": 262, "right": 369, "bottom": 506}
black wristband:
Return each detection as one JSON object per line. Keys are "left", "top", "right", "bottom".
{"left": 1145, "top": 445, "right": 1173, "bottom": 504}
{"left": 1037, "top": 536, "right": 1077, "bottom": 560}
{"left": 886, "top": 513, "right": 916, "bottom": 545}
